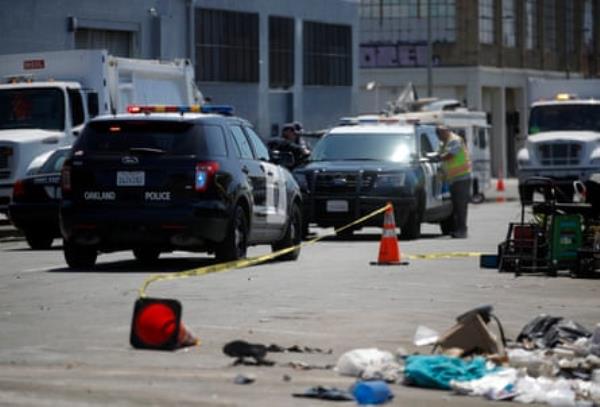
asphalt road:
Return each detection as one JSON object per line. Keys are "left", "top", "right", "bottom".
{"left": 1, "top": 194, "right": 598, "bottom": 406}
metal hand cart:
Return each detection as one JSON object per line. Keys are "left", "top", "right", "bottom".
{"left": 498, "top": 177, "right": 583, "bottom": 277}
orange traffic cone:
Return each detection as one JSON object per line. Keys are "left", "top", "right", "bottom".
{"left": 495, "top": 170, "right": 506, "bottom": 203}
{"left": 371, "top": 203, "right": 409, "bottom": 266}
{"left": 130, "top": 298, "right": 199, "bottom": 350}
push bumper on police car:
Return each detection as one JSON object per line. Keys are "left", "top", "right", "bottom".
{"left": 302, "top": 191, "right": 417, "bottom": 230}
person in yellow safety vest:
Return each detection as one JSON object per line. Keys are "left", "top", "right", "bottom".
{"left": 436, "top": 125, "right": 472, "bottom": 239}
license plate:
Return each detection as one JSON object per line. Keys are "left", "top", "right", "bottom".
{"left": 117, "top": 171, "right": 145, "bottom": 186}
{"left": 326, "top": 200, "right": 348, "bottom": 212}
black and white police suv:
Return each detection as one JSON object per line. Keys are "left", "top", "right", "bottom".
{"left": 293, "top": 117, "right": 454, "bottom": 239}
{"left": 59, "top": 105, "right": 303, "bottom": 269}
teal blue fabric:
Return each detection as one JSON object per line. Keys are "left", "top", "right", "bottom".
{"left": 404, "top": 355, "right": 493, "bottom": 390}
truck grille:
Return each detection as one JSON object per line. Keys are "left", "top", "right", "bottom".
{"left": 314, "top": 172, "right": 375, "bottom": 195}
{"left": 537, "top": 143, "right": 581, "bottom": 166}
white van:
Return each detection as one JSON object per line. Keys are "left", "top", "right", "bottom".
{"left": 394, "top": 105, "right": 492, "bottom": 202}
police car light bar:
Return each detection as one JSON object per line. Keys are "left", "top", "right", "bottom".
{"left": 555, "top": 93, "right": 577, "bottom": 101}
{"left": 126, "top": 104, "right": 234, "bottom": 116}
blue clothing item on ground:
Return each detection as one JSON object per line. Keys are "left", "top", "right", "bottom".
{"left": 404, "top": 355, "right": 494, "bottom": 390}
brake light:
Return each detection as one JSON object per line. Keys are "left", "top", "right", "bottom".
{"left": 195, "top": 161, "right": 219, "bottom": 192}
{"left": 13, "top": 179, "right": 25, "bottom": 198}
{"left": 61, "top": 163, "right": 71, "bottom": 192}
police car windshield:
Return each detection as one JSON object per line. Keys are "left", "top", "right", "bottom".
{"left": 77, "top": 121, "right": 226, "bottom": 156}
{"left": 311, "top": 132, "right": 415, "bottom": 162}
{"left": 529, "top": 104, "right": 600, "bottom": 134}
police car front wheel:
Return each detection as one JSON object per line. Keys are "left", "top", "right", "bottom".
{"left": 272, "top": 202, "right": 302, "bottom": 261}
{"left": 216, "top": 205, "right": 248, "bottom": 262}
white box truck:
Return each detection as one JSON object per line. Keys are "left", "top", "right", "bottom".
{"left": 517, "top": 78, "right": 600, "bottom": 201}
{"left": 0, "top": 49, "right": 203, "bottom": 210}
{"left": 397, "top": 105, "right": 492, "bottom": 203}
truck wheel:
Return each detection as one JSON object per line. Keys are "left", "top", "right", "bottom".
{"left": 133, "top": 248, "right": 161, "bottom": 265}
{"left": 25, "top": 231, "right": 54, "bottom": 250}
{"left": 63, "top": 240, "right": 97, "bottom": 269}
{"left": 272, "top": 203, "right": 302, "bottom": 261}
{"left": 216, "top": 205, "right": 248, "bottom": 262}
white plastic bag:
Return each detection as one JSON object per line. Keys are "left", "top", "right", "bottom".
{"left": 413, "top": 325, "right": 439, "bottom": 347}
{"left": 335, "top": 348, "right": 395, "bottom": 377}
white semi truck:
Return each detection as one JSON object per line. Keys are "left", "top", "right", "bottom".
{"left": 517, "top": 78, "right": 600, "bottom": 200}
{"left": 0, "top": 49, "right": 202, "bottom": 210}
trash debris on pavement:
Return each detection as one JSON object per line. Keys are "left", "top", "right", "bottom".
{"left": 413, "top": 325, "right": 439, "bottom": 347}
{"left": 437, "top": 310, "right": 503, "bottom": 357}
{"left": 223, "top": 340, "right": 274, "bottom": 366}
{"left": 267, "top": 343, "right": 333, "bottom": 354}
{"left": 286, "top": 361, "right": 334, "bottom": 371}
{"left": 517, "top": 314, "right": 592, "bottom": 350}
{"left": 351, "top": 380, "right": 394, "bottom": 405}
{"left": 404, "top": 355, "right": 495, "bottom": 390}
{"left": 233, "top": 373, "right": 256, "bottom": 385}
{"left": 292, "top": 386, "right": 355, "bottom": 401}
{"left": 335, "top": 348, "right": 402, "bottom": 382}
{"left": 450, "top": 368, "right": 519, "bottom": 400}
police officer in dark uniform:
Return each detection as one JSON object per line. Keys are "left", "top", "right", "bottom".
{"left": 268, "top": 122, "right": 311, "bottom": 169}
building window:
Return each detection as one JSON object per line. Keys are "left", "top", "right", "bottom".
{"left": 196, "top": 8, "right": 259, "bottom": 83}
{"left": 75, "top": 28, "right": 132, "bottom": 57}
{"left": 543, "top": 0, "right": 556, "bottom": 52}
{"left": 269, "top": 16, "right": 294, "bottom": 89}
{"left": 525, "top": 0, "right": 538, "bottom": 50}
{"left": 359, "top": 0, "right": 456, "bottom": 44}
{"left": 583, "top": 0, "right": 593, "bottom": 48}
{"left": 565, "top": 1, "right": 574, "bottom": 55}
{"left": 304, "top": 21, "right": 352, "bottom": 86}
{"left": 479, "top": 0, "right": 495, "bottom": 44}
{"left": 502, "top": 0, "right": 516, "bottom": 47}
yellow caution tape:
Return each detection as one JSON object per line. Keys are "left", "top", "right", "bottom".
{"left": 406, "top": 251, "right": 482, "bottom": 260}
{"left": 138, "top": 203, "right": 392, "bottom": 297}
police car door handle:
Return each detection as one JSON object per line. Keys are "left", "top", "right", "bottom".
{"left": 242, "top": 166, "right": 250, "bottom": 174}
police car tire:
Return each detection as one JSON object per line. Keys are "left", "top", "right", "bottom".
{"left": 401, "top": 195, "right": 423, "bottom": 240}
{"left": 25, "top": 231, "right": 54, "bottom": 250}
{"left": 216, "top": 205, "right": 248, "bottom": 262}
{"left": 133, "top": 248, "right": 161, "bottom": 265}
{"left": 272, "top": 202, "right": 302, "bottom": 261}
{"left": 64, "top": 240, "right": 97, "bottom": 269}
{"left": 440, "top": 217, "right": 454, "bottom": 235}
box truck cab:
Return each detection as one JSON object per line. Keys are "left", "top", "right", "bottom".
{"left": 518, "top": 79, "right": 600, "bottom": 201}
{"left": 0, "top": 50, "right": 202, "bottom": 210}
